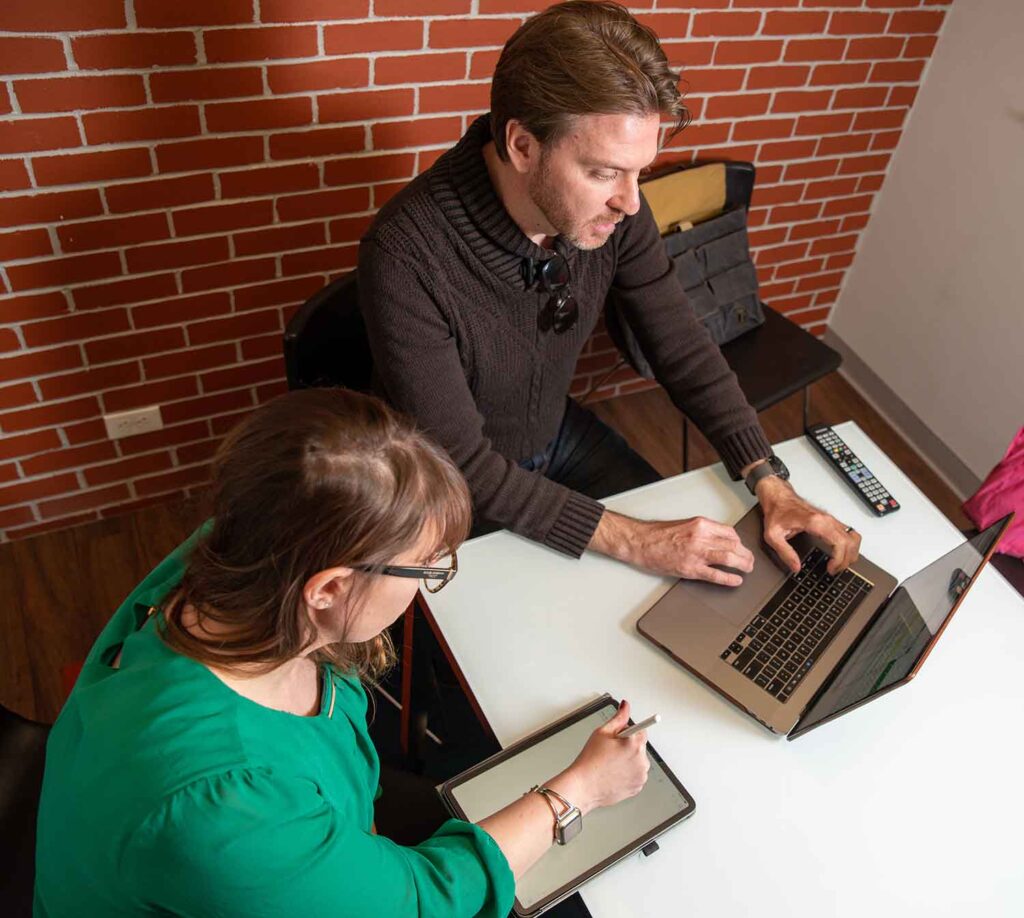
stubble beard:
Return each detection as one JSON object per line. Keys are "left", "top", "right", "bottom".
{"left": 528, "top": 155, "right": 614, "bottom": 252}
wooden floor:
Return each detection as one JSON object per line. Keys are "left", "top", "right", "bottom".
{"left": 1, "top": 370, "right": 969, "bottom": 724}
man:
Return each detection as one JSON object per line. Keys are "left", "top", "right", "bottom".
{"left": 359, "top": 0, "right": 860, "bottom": 585}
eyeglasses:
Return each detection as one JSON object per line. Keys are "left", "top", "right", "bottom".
{"left": 351, "top": 550, "right": 458, "bottom": 594}
{"left": 534, "top": 254, "right": 579, "bottom": 335}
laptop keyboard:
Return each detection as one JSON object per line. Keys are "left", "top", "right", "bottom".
{"left": 720, "top": 548, "right": 873, "bottom": 703}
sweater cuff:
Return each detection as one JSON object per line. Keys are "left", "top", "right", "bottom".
{"left": 716, "top": 425, "right": 773, "bottom": 481}
{"left": 542, "top": 490, "right": 606, "bottom": 558}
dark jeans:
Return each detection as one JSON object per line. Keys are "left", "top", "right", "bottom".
{"left": 472, "top": 398, "right": 662, "bottom": 539}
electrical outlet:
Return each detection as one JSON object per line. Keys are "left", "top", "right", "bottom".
{"left": 103, "top": 405, "right": 163, "bottom": 440}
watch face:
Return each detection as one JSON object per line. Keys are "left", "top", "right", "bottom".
{"left": 768, "top": 456, "right": 790, "bottom": 480}
{"left": 557, "top": 809, "right": 583, "bottom": 844}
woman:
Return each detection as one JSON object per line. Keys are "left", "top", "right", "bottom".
{"left": 35, "top": 388, "right": 650, "bottom": 917}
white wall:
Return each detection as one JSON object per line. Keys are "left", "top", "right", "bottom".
{"left": 830, "top": 0, "right": 1024, "bottom": 485}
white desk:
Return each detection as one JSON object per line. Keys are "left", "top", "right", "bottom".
{"left": 425, "top": 422, "right": 1024, "bottom": 917}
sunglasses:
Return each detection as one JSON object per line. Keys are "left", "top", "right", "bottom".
{"left": 533, "top": 254, "right": 579, "bottom": 335}
{"left": 351, "top": 550, "right": 458, "bottom": 594}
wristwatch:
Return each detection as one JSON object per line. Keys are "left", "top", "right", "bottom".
{"left": 744, "top": 454, "right": 790, "bottom": 495}
{"left": 531, "top": 785, "right": 582, "bottom": 845}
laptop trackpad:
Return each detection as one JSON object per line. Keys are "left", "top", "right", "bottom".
{"left": 677, "top": 562, "right": 786, "bottom": 629}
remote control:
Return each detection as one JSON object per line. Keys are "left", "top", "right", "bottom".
{"left": 805, "top": 424, "right": 900, "bottom": 517}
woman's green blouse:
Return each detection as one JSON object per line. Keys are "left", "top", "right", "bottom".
{"left": 34, "top": 528, "right": 514, "bottom": 917}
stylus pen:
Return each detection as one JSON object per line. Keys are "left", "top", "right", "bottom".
{"left": 618, "top": 714, "right": 660, "bottom": 738}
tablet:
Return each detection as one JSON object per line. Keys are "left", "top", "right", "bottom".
{"left": 438, "top": 694, "right": 695, "bottom": 917}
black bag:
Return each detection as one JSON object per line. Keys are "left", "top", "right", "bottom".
{"left": 606, "top": 205, "right": 765, "bottom": 380}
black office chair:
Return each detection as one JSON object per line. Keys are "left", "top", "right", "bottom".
{"left": 0, "top": 703, "right": 50, "bottom": 917}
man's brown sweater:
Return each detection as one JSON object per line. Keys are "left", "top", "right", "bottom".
{"left": 359, "top": 116, "right": 771, "bottom": 557}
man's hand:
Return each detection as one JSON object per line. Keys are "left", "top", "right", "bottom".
{"left": 755, "top": 476, "right": 861, "bottom": 575}
{"left": 589, "top": 510, "right": 754, "bottom": 587}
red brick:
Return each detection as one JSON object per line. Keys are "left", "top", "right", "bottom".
{"left": 0, "top": 428, "right": 60, "bottom": 461}
{"left": 770, "top": 202, "right": 823, "bottom": 224}
{"left": 417, "top": 147, "right": 449, "bottom": 171}
{"left": 207, "top": 408, "right": 252, "bottom": 438}
{"left": 375, "top": 53, "right": 466, "bottom": 85}
{"left": 776, "top": 258, "right": 826, "bottom": 279}
{"left": 841, "top": 214, "right": 870, "bottom": 233}
{"left": 219, "top": 162, "right": 320, "bottom": 199}
{"left": 889, "top": 86, "right": 918, "bottom": 107}
{"left": 234, "top": 275, "right": 323, "bottom": 312}
{"left": 373, "top": 181, "right": 406, "bottom": 209}
{"left": 795, "top": 113, "right": 853, "bottom": 136}
{"left": 714, "top": 41, "right": 784, "bottom": 66}
{"left": 22, "top": 440, "right": 118, "bottom": 477}
{"left": 889, "top": 11, "right": 945, "bottom": 35}
{"left": 23, "top": 308, "right": 129, "bottom": 348}
{"left": 144, "top": 342, "right": 237, "bottom": 380}
{"left": 829, "top": 12, "right": 889, "bottom": 36}
{"left": 766, "top": 13, "right": 831, "bottom": 37}
{"left": 205, "top": 96, "right": 313, "bottom": 132}
{"left": 103, "top": 376, "right": 198, "bottom": 413}
{"left": 150, "top": 67, "right": 263, "bottom": 104}
{"left": 267, "top": 59, "right": 369, "bottom": 94}
{"left": 846, "top": 36, "right": 905, "bottom": 61}
{"left": 106, "top": 174, "right": 215, "bottom": 214}
{"left": 58, "top": 213, "right": 169, "bottom": 254}
{"left": 161, "top": 389, "right": 254, "bottom": 425}
{"left": 811, "top": 63, "right": 871, "bottom": 86}
{"left": 751, "top": 183, "right": 805, "bottom": 207}
{"left": 118, "top": 420, "right": 209, "bottom": 456}
{"left": 319, "top": 89, "right": 416, "bottom": 123}
{"left": 853, "top": 109, "right": 906, "bottom": 131}
{"left": 33, "top": 147, "right": 153, "bottom": 187}
{"left": 785, "top": 160, "right": 840, "bottom": 181}
{"left": 134, "top": 0, "right": 254, "bottom": 28}
{"left": 746, "top": 66, "right": 810, "bottom": 90}
{"left": 0, "top": 382, "right": 37, "bottom": 411}
{"left": 789, "top": 219, "right": 842, "bottom": 241}
{"left": 241, "top": 333, "right": 282, "bottom": 361}
{"left": 0, "top": 2, "right": 125, "bottom": 32}
{"left": 429, "top": 18, "right": 517, "bottom": 49}
{"left": 770, "top": 90, "right": 833, "bottom": 114}
{"left": 83, "top": 105, "right": 201, "bottom": 144}
{"left": 680, "top": 69, "right": 747, "bottom": 96}
{"left": 1, "top": 398, "right": 100, "bottom": 435}
{"left": 0, "top": 160, "right": 31, "bottom": 192}
{"left": 814, "top": 135, "right": 869, "bottom": 158}
{"left": 84, "top": 327, "right": 184, "bottom": 365}
{"left": 39, "top": 360, "right": 140, "bottom": 399}
{"left": 804, "top": 177, "right": 859, "bottom": 200}
{"left": 72, "top": 32, "right": 197, "bottom": 70}
{"left": 0, "top": 472, "right": 78, "bottom": 507}
{"left": 275, "top": 187, "right": 369, "bottom": 223}
{"left": 838, "top": 153, "right": 891, "bottom": 175}
{"left": 172, "top": 200, "right": 274, "bottom": 237}
{"left": 7, "top": 252, "right": 122, "bottom": 292}
{"left": 38, "top": 483, "right": 132, "bottom": 520}
{"left": 327, "top": 214, "right": 373, "bottom": 244}
{"left": 733, "top": 119, "right": 795, "bottom": 142}
{"left": 0, "top": 117, "right": 81, "bottom": 155}
{"left": 0, "top": 291, "right": 67, "bottom": 326}
{"left": 132, "top": 291, "right": 232, "bottom": 329}
{"left": 0, "top": 37, "right": 67, "bottom": 74}
{"left": 372, "top": 116, "right": 461, "bottom": 151}
{"left": 631, "top": 12, "right": 689, "bottom": 39}
{"left": 871, "top": 130, "right": 902, "bottom": 152}
{"left": 72, "top": 273, "right": 178, "bottom": 311}
{"left": 747, "top": 227, "right": 788, "bottom": 248}
{"left": 261, "top": 0, "right": 371, "bottom": 21}
{"left": 269, "top": 126, "right": 363, "bottom": 161}
{"left": 205, "top": 26, "right": 319, "bottom": 63}
{"left": 870, "top": 60, "right": 924, "bottom": 83}
{"left": 187, "top": 310, "right": 280, "bottom": 347}
{"left": 326, "top": 21, "right": 423, "bottom": 55}
{"left": 662, "top": 40, "right": 716, "bottom": 69}
{"left": 834, "top": 87, "right": 888, "bottom": 109}
{"left": 381, "top": 0, "right": 468, "bottom": 14}
{"left": 755, "top": 242, "right": 809, "bottom": 266}
{"left": 84, "top": 451, "right": 174, "bottom": 488}
{"left": 705, "top": 94, "right": 771, "bottom": 120}
{"left": 181, "top": 258, "right": 277, "bottom": 294}
{"left": 125, "top": 237, "right": 231, "bottom": 273}
{"left": 176, "top": 439, "right": 221, "bottom": 466}
{"left": 16, "top": 75, "right": 145, "bottom": 113}
{"left": 772, "top": 295, "right": 815, "bottom": 315}
{"left": 0, "top": 506, "right": 35, "bottom": 530}
{"left": 782, "top": 39, "right": 847, "bottom": 63}
{"left": 825, "top": 252, "right": 855, "bottom": 271}
{"left": 0, "top": 329, "right": 21, "bottom": 353}
{"left": 904, "top": 36, "right": 938, "bottom": 59}
{"left": 0, "top": 229, "right": 51, "bottom": 262}
{"left": 281, "top": 244, "right": 358, "bottom": 277}
{"left": 201, "top": 357, "right": 283, "bottom": 393}
{"left": 796, "top": 271, "right": 845, "bottom": 293}
{"left": 231, "top": 222, "right": 323, "bottom": 258}
{"left": 7, "top": 511, "right": 105, "bottom": 538}
{"left": 822, "top": 194, "right": 874, "bottom": 217}
{"left": 135, "top": 464, "right": 210, "bottom": 498}
{"left": 469, "top": 49, "right": 501, "bottom": 80}
{"left": 155, "top": 136, "right": 265, "bottom": 174}
{"left": 692, "top": 12, "right": 761, "bottom": 36}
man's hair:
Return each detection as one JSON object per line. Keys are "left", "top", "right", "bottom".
{"left": 162, "top": 388, "right": 471, "bottom": 684}
{"left": 490, "top": 0, "right": 690, "bottom": 161}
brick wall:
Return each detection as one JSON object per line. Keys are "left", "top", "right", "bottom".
{"left": 0, "top": 0, "right": 949, "bottom": 541}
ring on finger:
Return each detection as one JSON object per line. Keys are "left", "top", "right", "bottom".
{"left": 844, "top": 525, "right": 856, "bottom": 534}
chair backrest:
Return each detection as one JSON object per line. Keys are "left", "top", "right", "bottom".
{"left": 282, "top": 271, "right": 373, "bottom": 392}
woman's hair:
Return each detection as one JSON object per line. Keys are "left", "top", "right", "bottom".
{"left": 162, "top": 388, "right": 472, "bottom": 684}
{"left": 490, "top": 0, "right": 691, "bottom": 162}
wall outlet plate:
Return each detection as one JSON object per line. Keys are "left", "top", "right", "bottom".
{"left": 103, "top": 405, "right": 163, "bottom": 440}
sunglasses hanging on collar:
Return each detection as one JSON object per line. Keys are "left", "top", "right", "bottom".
{"left": 524, "top": 254, "right": 579, "bottom": 335}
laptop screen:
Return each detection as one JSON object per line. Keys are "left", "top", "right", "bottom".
{"left": 790, "top": 517, "right": 1009, "bottom": 738}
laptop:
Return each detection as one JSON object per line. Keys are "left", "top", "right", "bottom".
{"left": 637, "top": 507, "right": 1012, "bottom": 739}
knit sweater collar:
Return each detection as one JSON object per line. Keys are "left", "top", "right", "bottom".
{"left": 429, "top": 114, "right": 580, "bottom": 289}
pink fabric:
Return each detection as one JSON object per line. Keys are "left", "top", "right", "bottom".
{"left": 963, "top": 426, "right": 1024, "bottom": 558}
